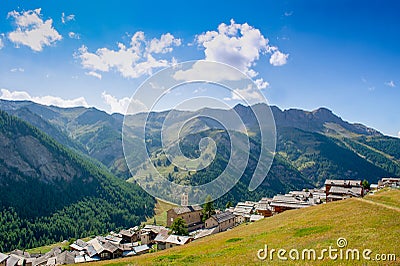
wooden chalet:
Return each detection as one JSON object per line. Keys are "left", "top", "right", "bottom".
{"left": 270, "top": 194, "right": 316, "bottom": 213}
{"left": 324, "top": 179, "right": 363, "bottom": 202}
{"left": 119, "top": 227, "right": 139, "bottom": 243}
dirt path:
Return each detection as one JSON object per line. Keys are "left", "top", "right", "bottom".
{"left": 355, "top": 197, "right": 400, "bottom": 212}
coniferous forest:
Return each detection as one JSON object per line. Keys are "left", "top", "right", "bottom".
{"left": 0, "top": 111, "right": 155, "bottom": 251}
{"left": 1, "top": 101, "right": 400, "bottom": 251}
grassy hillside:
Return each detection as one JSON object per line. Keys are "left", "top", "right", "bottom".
{"left": 364, "top": 188, "right": 400, "bottom": 209}
{"left": 91, "top": 190, "right": 399, "bottom": 265}
{"left": 144, "top": 200, "right": 177, "bottom": 227}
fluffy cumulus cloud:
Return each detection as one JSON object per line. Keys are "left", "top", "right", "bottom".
{"left": 0, "top": 38, "right": 3, "bottom": 49}
{"left": 269, "top": 50, "right": 289, "bottom": 66}
{"left": 101, "top": 92, "right": 130, "bottom": 114}
{"left": 223, "top": 84, "right": 264, "bottom": 102}
{"left": 147, "top": 33, "right": 181, "bottom": 54}
{"left": 101, "top": 92, "right": 147, "bottom": 114}
{"left": 76, "top": 32, "right": 181, "bottom": 79}
{"left": 254, "top": 78, "right": 269, "bottom": 89}
{"left": 7, "top": 8, "right": 62, "bottom": 52}
{"left": 0, "top": 88, "right": 88, "bottom": 108}
{"left": 195, "top": 19, "right": 288, "bottom": 88}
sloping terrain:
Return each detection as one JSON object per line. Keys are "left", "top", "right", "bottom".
{"left": 91, "top": 189, "right": 400, "bottom": 266}
{"left": 0, "top": 111, "right": 155, "bottom": 252}
{"left": 1, "top": 100, "right": 399, "bottom": 204}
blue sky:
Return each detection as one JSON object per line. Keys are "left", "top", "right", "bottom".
{"left": 0, "top": 0, "right": 399, "bottom": 137}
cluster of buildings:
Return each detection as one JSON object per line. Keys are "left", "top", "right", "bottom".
{"left": 324, "top": 179, "right": 364, "bottom": 202}
{"left": 376, "top": 177, "right": 400, "bottom": 189}
{"left": 0, "top": 248, "right": 74, "bottom": 266}
{"left": 1, "top": 177, "right": 395, "bottom": 266}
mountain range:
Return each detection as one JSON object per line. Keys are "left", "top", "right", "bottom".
{"left": 0, "top": 99, "right": 399, "bottom": 251}
{"left": 0, "top": 108, "right": 154, "bottom": 252}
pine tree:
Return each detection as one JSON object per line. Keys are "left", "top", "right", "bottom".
{"left": 170, "top": 218, "right": 188, "bottom": 236}
{"left": 202, "top": 195, "right": 215, "bottom": 221}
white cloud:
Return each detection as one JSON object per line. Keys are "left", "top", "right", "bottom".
{"left": 7, "top": 9, "right": 62, "bottom": 52}
{"left": 61, "top": 12, "right": 75, "bottom": 24}
{"left": 68, "top": 32, "right": 80, "bottom": 39}
{"left": 147, "top": 33, "right": 181, "bottom": 54}
{"left": 173, "top": 60, "right": 243, "bottom": 82}
{"left": 269, "top": 50, "right": 289, "bottom": 66}
{"left": 101, "top": 92, "right": 147, "bottom": 114}
{"left": 85, "top": 71, "right": 102, "bottom": 79}
{"left": 0, "top": 38, "right": 3, "bottom": 49}
{"left": 398, "top": 131, "right": 400, "bottom": 138}
{"left": 0, "top": 88, "right": 88, "bottom": 108}
{"left": 196, "top": 19, "right": 288, "bottom": 77}
{"left": 254, "top": 78, "right": 269, "bottom": 89}
{"left": 76, "top": 32, "right": 181, "bottom": 79}
{"left": 10, "top": 67, "right": 24, "bottom": 72}
{"left": 101, "top": 92, "right": 130, "bottom": 114}
{"left": 224, "top": 84, "right": 264, "bottom": 101}
{"left": 385, "top": 80, "right": 396, "bottom": 88}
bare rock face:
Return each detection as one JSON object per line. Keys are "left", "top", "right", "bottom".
{"left": 0, "top": 134, "right": 80, "bottom": 184}
{"left": 0, "top": 110, "right": 100, "bottom": 218}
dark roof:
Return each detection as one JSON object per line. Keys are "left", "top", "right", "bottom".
{"left": 74, "top": 239, "right": 88, "bottom": 248}
{"left": 101, "top": 241, "right": 120, "bottom": 253}
{"left": 105, "top": 235, "right": 123, "bottom": 244}
{"left": 33, "top": 255, "right": 49, "bottom": 266}
{"left": 154, "top": 229, "right": 170, "bottom": 242}
{"left": 270, "top": 194, "right": 315, "bottom": 209}
{"left": 211, "top": 211, "right": 236, "bottom": 224}
{"left": 171, "top": 205, "right": 203, "bottom": 215}
{"left": 10, "top": 250, "right": 30, "bottom": 258}
{"left": 327, "top": 194, "right": 348, "bottom": 200}
{"left": 142, "top": 225, "right": 168, "bottom": 234}
{"left": 120, "top": 229, "right": 135, "bottom": 237}
{"left": 329, "top": 186, "right": 362, "bottom": 196}
{"left": 55, "top": 251, "right": 75, "bottom": 265}
{"left": 324, "top": 179, "right": 362, "bottom": 186}
{"left": 46, "top": 247, "right": 62, "bottom": 257}
{"left": 119, "top": 243, "right": 138, "bottom": 252}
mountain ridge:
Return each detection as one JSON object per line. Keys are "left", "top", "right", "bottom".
{"left": 0, "top": 110, "right": 154, "bottom": 252}
{"left": 0, "top": 99, "right": 399, "bottom": 250}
